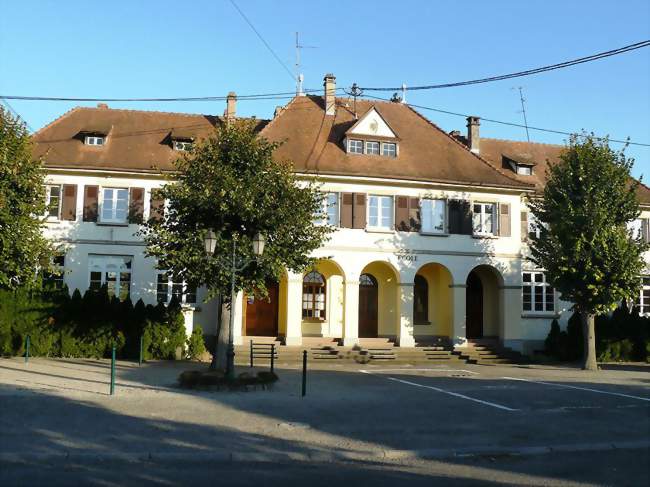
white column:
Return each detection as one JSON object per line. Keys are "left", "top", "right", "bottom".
{"left": 397, "top": 282, "right": 416, "bottom": 347}
{"left": 501, "top": 286, "right": 522, "bottom": 344}
{"left": 285, "top": 272, "right": 303, "bottom": 346}
{"left": 450, "top": 284, "right": 467, "bottom": 347}
{"left": 232, "top": 290, "right": 244, "bottom": 345}
{"left": 342, "top": 279, "right": 359, "bottom": 347}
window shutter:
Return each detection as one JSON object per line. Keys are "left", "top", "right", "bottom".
{"left": 395, "top": 196, "right": 409, "bottom": 231}
{"left": 460, "top": 201, "right": 473, "bottom": 235}
{"left": 521, "top": 211, "right": 528, "bottom": 242}
{"left": 498, "top": 203, "right": 511, "bottom": 237}
{"left": 409, "top": 197, "right": 421, "bottom": 232}
{"left": 448, "top": 200, "right": 462, "bottom": 234}
{"left": 352, "top": 193, "right": 366, "bottom": 229}
{"left": 340, "top": 192, "right": 354, "bottom": 228}
{"left": 128, "top": 187, "right": 145, "bottom": 223}
{"left": 61, "top": 184, "right": 77, "bottom": 221}
{"left": 83, "top": 185, "right": 98, "bottom": 222}
{"left": 149, "top": 189, "right": 165, "bottom": 222}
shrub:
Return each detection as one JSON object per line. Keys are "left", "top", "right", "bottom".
{"left": 598, "top": 339, "right": 635, "bottom": 362}
{"left": 187, "top": 327, "right": 207, "bottom": 360}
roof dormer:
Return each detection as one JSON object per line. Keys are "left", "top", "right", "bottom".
{"left": 503, "top": 154, "right": 536, "bottom": 176}
{"left": 344, "top": 106, "right": 399, "bottom": 157}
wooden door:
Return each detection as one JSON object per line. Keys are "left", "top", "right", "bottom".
{"left": 245, "top": 282, "right": 279, "bottom": 337}
{"left": 466, "top": 271, "right": 483, "bottom": 338}
{"left": 358, "top": 274, "right": 378, "bottom": 338}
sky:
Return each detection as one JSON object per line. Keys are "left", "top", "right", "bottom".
{"left": 1, "top": 0, "right": 649, "bottom": 179}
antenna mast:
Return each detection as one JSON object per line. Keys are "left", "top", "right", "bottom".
{"left": 516, "top": 86, "right": 530, "bottom": 142}
{"left": 295, "top": 32, "right": 317, "bottom": 96}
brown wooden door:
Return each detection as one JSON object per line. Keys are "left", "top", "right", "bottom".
{"left": 245, "top": 282, "right": 279, "bottom": 337}
{"left": 358, "top": 274, "right": 378, "bottom": 338}
{"left": 466, "top": 271, "right": 483, "bottom": 338}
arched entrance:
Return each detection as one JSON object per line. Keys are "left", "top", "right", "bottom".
{"left": 466, "top": 271, "right": 483, "bottom": 338}
{"left": 465, "top": 265, "right": 503, "bottom": 339}
{"left": 413, "top": 263, "right": 453, "bottom": 340}
{"left": 358, "top": 273, "right": 378, "bottom": 337}
{"left": 244, "top": 281, "right": 279, "bottom": 337}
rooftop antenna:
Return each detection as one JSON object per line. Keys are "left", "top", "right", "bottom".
{"left": 401, "top": 83, "right": 407, "bottom": 104}
{"left": 513, "top": 86, "right": 530, "bottom": 142}
{"left": 349, "top": 83, "right": 363, "bottom": 119}
{"left": 295, "top": 32, "right": 317, "bottom": 96}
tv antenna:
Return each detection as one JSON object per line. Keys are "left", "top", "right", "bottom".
{"left": 513, "top": 86, "right": 530, "bottom": 142}
{"left": 295, "top": 32, "right": 317, "bottom": 96}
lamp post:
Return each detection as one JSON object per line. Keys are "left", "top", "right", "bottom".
{"left": 204, "top": 229, "right": 218, "bottom": 369}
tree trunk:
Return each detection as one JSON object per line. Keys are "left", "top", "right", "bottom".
{"left": 210, "top": 301, "right": 230, "bottom": 371}
{"left": 579, "top": 311, "right": 598, "bottom": 371}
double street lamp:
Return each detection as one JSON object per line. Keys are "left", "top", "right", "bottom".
{"left": 204, "top": 229, "right": 266, "bottom": 380}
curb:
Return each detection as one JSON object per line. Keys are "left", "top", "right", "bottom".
{"left": 1, "top": 440, "right": 649, "bottom": 466}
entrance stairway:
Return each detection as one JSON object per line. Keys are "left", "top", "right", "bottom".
{"left": 453, "top": 339, "right": 527, "bottom": 365}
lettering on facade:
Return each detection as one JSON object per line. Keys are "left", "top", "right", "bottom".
{"left": 396, "top": 251, "right": 418, "bottom": 262}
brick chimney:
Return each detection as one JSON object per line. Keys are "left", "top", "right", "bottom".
{"left": 466, "top": 116, "right": 480, "bottom": 154}
{"left": 225, "top": 92, "right": 237, "bottom": 123}
{"left": 323, "top": 73, "right": 336, "bottom": 116}
{"left": 97, "top": 103, "right": 108, "bottom": 109}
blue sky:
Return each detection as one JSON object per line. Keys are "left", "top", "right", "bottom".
{"left": 1, "top": 0, "right": 649, "bottom": 179}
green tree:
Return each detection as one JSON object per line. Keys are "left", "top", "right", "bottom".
{"left": 0, "top": 107, "right": 52, "bottom": 289}
{"left": 140, "top": 120, "right": 332, "bottom": 370}
{"left": 528, "top": 134, "right": 647, "bottom": 370}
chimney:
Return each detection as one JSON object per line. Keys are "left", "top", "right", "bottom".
{"left": 323, "top": 73, "right": 336, "bottom": 116}
{"left": 97, "top": 103, "right": 108, "bottom": 109}
{"left": 466, "top": 116, "right": 480, "bottom": 154}
{"left": 225, "top": 92, "right": 237, "bottom": 123}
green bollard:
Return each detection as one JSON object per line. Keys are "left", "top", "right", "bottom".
{"left": 138, "top": 335, "right": 143, "bottom": 366}
{"left": 110, "top": 345, "right": 116, "bottom": 395}
{"left": 301, "top": 350, "right": 307, "bottom": 397}
{"left": 24, "top": 335, "right": 30, "bottom": 364}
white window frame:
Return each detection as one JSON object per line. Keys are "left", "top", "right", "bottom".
{"left": 100, "top": 187, "right": 129, "bottom": 224}
{"left": 522, "top": 271, "right": 555, "bottom": 313}
{"left": 516, "top": 165, "right": 533, "bottom": 176}
{"left": 172, "top": 140, "right": 193, "bottom": 151}
{"left": 473, "top": 202, "right": 497, "bottom": 236}
{"left": 365, "top": 141, "right": 380, "bottom": 155}
{"left": 382, "top": 142, "right": 397, "bottom": 157}
{"left": 420, "top": 198, "right": 446, "bottom": 234}
{"left": 637, "top": 276, "right": 650, "bottom": 315}
{"left": 157, "top": 271, "right": 197, "bottom": 305}
{"left": 367, "top": 195, "right": 394, "bottom": 231}
{"left": 348, "top": 139, "right": 363, "bottom": 154}
{"left": 628, "top": 219, "right": 643, "bottom": 240}
{"left": 85, "top": 135, "right": 105, "bottom": 146}
{"left": 45, "top": 255, "right": 66, "bottom": 289}
{"left": 88, "top": 255, "right": 133, "bottom": 300}
{"left": 45, "top": 184, "right": 62, "bottom": 219}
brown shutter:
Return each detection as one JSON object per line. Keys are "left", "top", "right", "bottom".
{"left": 149, "top": 189, "right": 165, "bottom": 222}
{"left": 83, "top": 185, "right": 98, "bottom": 222}
{"left": 451, "top": 200, "right": 473, "bottom": 235}
{"left": 409, "top": 197, "right": 421, "bottom": 232}
{"left": 352, "top": 193, "right": 366, "bottom": 229}
{"left": 395, "top": 196, "right": 409, "bottom": 231}
{"left": 498, "top": 203, "right": 511, "bottom": 237}
{"left": 61, "top": 184, "right": 77, "bottom": 221}
{"left": 521, "top": 211, "right": 529, "bottom": 242}
{"left": 340, "top": 192, "right": 353, "bottom": 228}
{"left": 128, "top": 187, "right": 145, "bottom": 223}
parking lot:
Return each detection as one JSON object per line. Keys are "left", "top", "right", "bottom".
{"left": 0, "top": 357, "right": 648, "bottom": 485}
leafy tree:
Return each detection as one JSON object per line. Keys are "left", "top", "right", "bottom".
{"left": 528, "top": 134, "right": 647, "bottom": 370}
{"left": 140, "top": 120, "right": 332, "bottom": 369}
{"left": 0, "top": 107, "right": 53, "bottom": 289}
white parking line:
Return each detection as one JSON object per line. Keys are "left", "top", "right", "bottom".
{"left": 502, "top": 377, "right": 650, "bottom": 402}
{"left": 359, "top": 368, "right": 479, "bottom": 375}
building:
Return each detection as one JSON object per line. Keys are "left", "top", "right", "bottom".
{"left": 32, "top": 75, "right": 650, "bottom": 355}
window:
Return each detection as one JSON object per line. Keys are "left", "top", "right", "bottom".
{"left": 382, "top": 142, "right": 397, "bottom": 157}
{"left": 46, "top": 185, "right": 62, "bottom": 218}
{"left": 365, "top": 141, "right": 380, "bottom": 155}
{"left": 368, "top": 195, "right": 393, "bottom": 230}
{"left": 637, "top": 277, "right": 650, "bottom": 315}
{"left": 314, "top": 193, "right": 339, "bottom": 226}
{"left": 157, "top": 272, "right": 197, "bottom": 305}
{"left": 528, "top": 213, "right": 542, "bottom": 240}
{"left": 473, "top": 202, "right": 496, "bottom": 235}
{"left": 302, "top": 271, "right": 326, "bottom": 319}
{"left": 44, "top": 255, "right": 65, "bottom": 289}
{"left": 348, "top": 139, "right": 363, "bottom": 154}
{"left": 85, "top": 135, "right": 105, "bottom": 146}
{"left": 523, "top": 271, "right": 555, "bottom": 313}
{"left": 101, "top": 188, "right": 128, "bottom": 223}
{"left": 172, "top": 140, "right": 193, "bottom": 151}
{"left": 88, "top": 255, "right": 132, "bottom": 300}
{"left": 421, "top": 199, "right": 445, "bottom": 234}
{"left": 413, "top": 275, "right": 429, "bottom": 324}
{"left": 516, "top": 165, "right": 532, "bottom": 176}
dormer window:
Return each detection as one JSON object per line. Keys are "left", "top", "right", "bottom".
{"left": 365, "top": 141, "right": 380, "bottom": 155}
{"left": 172, "top": 140, "right": 193, "bottom": 151}
{"left": 516, "top": 164, "right": 533, "bottom": 176}
{"left": 85, "top": 135, "right": 105, "bottom": 146}
{"left": 382, "top": 142, "right": 397, "bottom": 157}
{"left": 348, "top": 139, "right": 363, "bottom": 154}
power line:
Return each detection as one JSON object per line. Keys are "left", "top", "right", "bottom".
{"left": 361, "top": 93, "right": 650, "bottom": 148}
{"left": 359, "top": 40, "right": 650, "bottom": 91}
{"left": 229, "top": 0, "right": 295, "bottom": 82}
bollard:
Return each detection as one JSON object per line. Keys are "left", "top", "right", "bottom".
{"left": 138, "top": 335, "right": 143, "bottom": 366}
{"left": 301, "top": 350, "right": 307, "bottom": 397}
{"left": 270, "top": 344, "right": 275, "bottom": 373}
{"left": 110, "top": 345, "right": 116, "bottom": 395}
{"left": 24, "top": 335, "right": 30, "bottom": 364}
{"left": 250, "top": 340, "right": 254, "bottom": 368}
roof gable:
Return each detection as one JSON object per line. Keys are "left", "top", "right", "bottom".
{"left": 346, "top": 107, "right": 397, "bottom": 139}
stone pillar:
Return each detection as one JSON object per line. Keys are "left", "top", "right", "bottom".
{"left": 342, "top": 279, "right": 360, "bottom": 347}
{"left": 500, "top": 285, "right": 522, "bottom": 344}
{"left": 450, "top": 284, "right": 467, "bottom": 347}
{"left": 285, "top": 272, "right": 303, "bottom": 346}
{"left": 232, "top": 290, "right": 244, "bottom": 345}
{"left": 397, "top": 282, "right": 416, "bottom": 347}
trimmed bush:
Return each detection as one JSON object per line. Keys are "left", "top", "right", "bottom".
{"left": 187, "top": 327, "right": 207, "bottom": 360}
